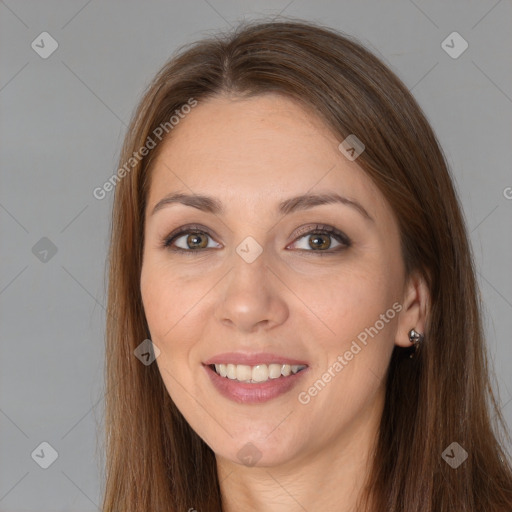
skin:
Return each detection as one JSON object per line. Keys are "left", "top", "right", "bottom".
{"left": 140, "top": 93, "right": 429, "bottom": 512}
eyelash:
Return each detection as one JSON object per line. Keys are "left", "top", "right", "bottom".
{"left": 161, "top": 223, "right": 352, "bottom": 256}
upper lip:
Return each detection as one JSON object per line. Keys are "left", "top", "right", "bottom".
{"left": 203, "top": 352, "right": 309, "bottom": 366}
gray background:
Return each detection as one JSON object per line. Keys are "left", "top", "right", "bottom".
{"left": 1, "top": 0, "right": 511, "bottom": 510}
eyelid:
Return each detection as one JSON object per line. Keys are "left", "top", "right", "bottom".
{"left": 163, "top": 223, "right": 216, "bottom": 242}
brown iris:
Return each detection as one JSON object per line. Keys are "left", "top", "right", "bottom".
{"left": 186, "top": 232, "right": 209, "bottom": 250}
{"left": 308, "top": 233, "right": 331, "bottom": 250}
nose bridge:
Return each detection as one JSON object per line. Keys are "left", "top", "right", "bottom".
{"left": 235, "top": 233, "right": 266, "bottom": 266}
{"left": 228, "top": 234, "right": 271, "bottom": 297}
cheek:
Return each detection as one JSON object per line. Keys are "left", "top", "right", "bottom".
{"left": 297, "top": 259, "right": 400, "bottom": 401}
{"left": 300, "top": 263, "right": 395, "bottom": 340}
{"left": 140, "top": 260, "right": 209, "bottom": 342}
{"left": 141, "top": 262, "right": 208, "bottom": 411}
{"left": 298, "top": 273, "right": 397, "bottom": 406}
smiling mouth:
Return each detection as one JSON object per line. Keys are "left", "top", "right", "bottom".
{"left": 209, "top": 363, "right": 307, "bottom": 383}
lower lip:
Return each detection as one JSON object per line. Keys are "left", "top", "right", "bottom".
{"left": 203, "top": 364, "right": 309, "bottom": 404}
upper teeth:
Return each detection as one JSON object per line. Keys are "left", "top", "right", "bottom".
{"left": 214, "top": 363, "right": 306, "bottom": 383}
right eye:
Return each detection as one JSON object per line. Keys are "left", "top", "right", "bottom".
{"left": 162, "top": 225, "right": 221, "bottom": 254}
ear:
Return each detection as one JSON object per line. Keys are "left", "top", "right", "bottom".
{"left": 395, "top": 270, "right": 430, "bottom": 348}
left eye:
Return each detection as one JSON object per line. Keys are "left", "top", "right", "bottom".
{"left": 288, "top": 226, "right": 351, "bottom": 253}
{"left": 291, "top": 230, "right": 344, "bottom": 251}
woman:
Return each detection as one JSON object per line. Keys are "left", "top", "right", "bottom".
{"left": 101, "top": 19, "right": 512, "bottom": 511}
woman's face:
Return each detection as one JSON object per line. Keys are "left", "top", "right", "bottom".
{"left": 141, "top": 93, "right": 416, "bottom": 468}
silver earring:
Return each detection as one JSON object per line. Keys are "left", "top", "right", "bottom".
{"left": 408, "top": 328, "right": 424, "bottom": 358}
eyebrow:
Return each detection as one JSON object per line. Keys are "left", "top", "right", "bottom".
{"left": 150, "top": 192, "right": 373, "bottom": 222}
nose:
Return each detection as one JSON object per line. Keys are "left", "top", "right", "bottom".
{"left": 214, "top": 250, "right": 289, "bottom": 334}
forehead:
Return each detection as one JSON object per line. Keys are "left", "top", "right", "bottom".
{"left": 146, "top": 93, "right": 386, "bottom": 216}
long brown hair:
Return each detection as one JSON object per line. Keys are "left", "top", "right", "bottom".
{"left": 101, "top": 19, "right": 512, "bottom": 511}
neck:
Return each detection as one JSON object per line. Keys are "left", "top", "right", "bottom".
{"left": 217, "top": 387, "right": 384, "bottom": 512}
